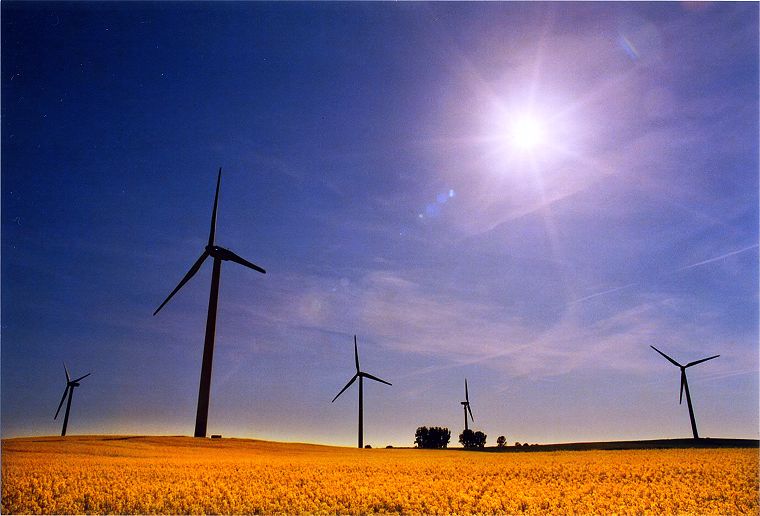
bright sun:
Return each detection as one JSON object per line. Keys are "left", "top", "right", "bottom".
{"left": 510, "top": 114, "right": 545, "bottom": 151}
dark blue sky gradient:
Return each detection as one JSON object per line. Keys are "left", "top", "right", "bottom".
{"left": 2, "top": 2, "right": 758, "bottom": 445}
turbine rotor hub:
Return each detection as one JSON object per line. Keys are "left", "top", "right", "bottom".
{"left": 206, "top": 245, "right": 230, "bottom": 260}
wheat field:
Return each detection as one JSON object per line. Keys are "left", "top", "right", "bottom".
{"left": 2, "top": 436, "right": 757, "bottom": 514}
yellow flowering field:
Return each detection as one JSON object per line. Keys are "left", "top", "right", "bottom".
{"left": 2, "top": 436, "right": 757, "bottom": 514}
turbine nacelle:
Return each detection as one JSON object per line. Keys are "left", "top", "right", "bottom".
{"left": 206, "top": 245, "right": 266, "bottom": 273}
{"left": 206, "top": 245, "right": 229, "bottom": 258}
{"left": 66, "top": 371, "right": 90, "bottom": 390}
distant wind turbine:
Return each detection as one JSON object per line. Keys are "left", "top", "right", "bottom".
{"left": 461, "top": 378, "right": 474, "bottom": 431}
{"left": 650, "top": 345, "right": 719, "bottom": 439}
{"left": 332, "top": 335, "right": 392, "bottom": 448}
{"left": 154, "top": 168, "right": 266, "bottom": 438}
{"left": 54, "top": 363, "right": 91, "bottom": 437}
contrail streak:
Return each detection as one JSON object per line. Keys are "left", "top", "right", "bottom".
{"left": 573, "top": 244, "right": 758, "bottom": 305}
{"left": 675, "top": 244, "right": 758, "bottom": 271}
{"left": 571, "top": 283, "right": 636, "bottom": 304}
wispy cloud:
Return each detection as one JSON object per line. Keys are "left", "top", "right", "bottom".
{"left": 228, "top": 268, "right": 754, "bottom": 381}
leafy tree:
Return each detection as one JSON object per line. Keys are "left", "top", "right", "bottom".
{"left": 459, "top": 429, "right": 487, "bottom": 449}
{"left": 415, "top": 426, "right": 451, "bottom": 449}
{"left": 415, "top": 426, "right": 429, "bottom": 448}
{"left": 458, "top": 429, "right": 473, "bottom": 448}
{"left": 497, "top": 436, "right": 506, "bottom": 448}
{"left": 434, "top": 427, "right": 451, "bottom": 448}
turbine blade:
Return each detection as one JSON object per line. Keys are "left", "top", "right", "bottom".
{"left": 679, "top": 371, "right": 685, "bottom": 405}
{"left": 209, "top": 167, "right": 221, "bottom": 247}
{"left": 54, "top": 386, "right": 69, "bottom": 419}
{"left": 63, "top": 362, "right": 70, "bottom": 382}
{"left": 467, "top": 403, "right": 474, "bottom": 422}
{"left": 331, "top": 374, "right": 358, "bottom": 403}
{"left": 650, "top": 345, "right": 682, "bottom": 367}
{"left": 686, "top": 354, "right": 720, "bottom": 368}
{"left": 153, "top": 251, "right": 209, "bottom": 316}
{"left": 354, "top": 336, "right": 360, "bottom": 373}
{"left": 223, "top": 249, "right": 266, "bottom": 274}
{"left": 361, "top": 372, "right": 392, "bottom": 386}
{"left": 73, "top": 372, "right": 91, "bottom": 383}
{"left": 465, "top": 378, "right": 469, "bottom": 402}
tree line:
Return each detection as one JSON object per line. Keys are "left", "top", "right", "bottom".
{"left": 415, "top": 426, "right": 511, "bottom": 449}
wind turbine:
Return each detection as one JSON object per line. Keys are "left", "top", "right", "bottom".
{"left": 650, "top": 345, "right": 719, "bottom": 439}
{"left": 332, "top": 335, "right": 392, "bottom": 448}
{"left": 154, "top": 168, "right": 266, "bottom": 438}
{"left": 54, "top": 363, "right": 91, "bottom": 437}
{"left": 461, "top": 378, "right": 474, "bottom": 431}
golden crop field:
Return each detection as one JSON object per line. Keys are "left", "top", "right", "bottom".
{"left": 2, "top": 436, "right": 757, "bottom": 515}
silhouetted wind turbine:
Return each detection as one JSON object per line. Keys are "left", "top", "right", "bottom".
{"left": 461, "top": 378, "right": 474, "bottom": 431}
{"left": 650, "top": 345, "right": 719, "bottom": 439}
{"left": 332, "top": 335, "right": 391, "bottom": 448}
{"left": 54, "top": 363, "right": 91, "bottom": 437}
{"left": 154, "top": 168, "right": 266, "bottom": 438}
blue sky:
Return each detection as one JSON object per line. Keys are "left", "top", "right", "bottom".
{"left": 2, "top": 2, "right": 757, "bottom": 446}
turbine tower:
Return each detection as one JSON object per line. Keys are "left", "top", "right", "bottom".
{"left": 54, "top": 363, "right": 91, "bottom": 437}
{"left": 650, "top": 345, "right": 719, "bottom": 439}
{"left": 154, "top": 168, "right": 266, "bottom": 438}
{"left": 461, "top": 378, "right": 474, "bottom": 431}
{"left": 332, "top": 335, "right": 391, "bottom": 448}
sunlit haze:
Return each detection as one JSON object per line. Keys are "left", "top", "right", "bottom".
{"left": 2, "top": 2, "right": 758, "bottom": 447}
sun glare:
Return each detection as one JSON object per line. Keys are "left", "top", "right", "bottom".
{"left": 482, "top": 98, "right": 574, "bottom": 175}
{"left": 510, "top": 114, "right": 545, "bottom": 151}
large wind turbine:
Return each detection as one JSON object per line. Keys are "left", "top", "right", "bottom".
{"left": 332, "top": 336, "right": 392, "bottom": 448}
{"left": 54, "top": 363, "right": 91, "bottom": 437}
{"left": 650, "top": 345, "right": 719, "bottom": 439}
{"left": 154, "top": 168, "right": 266, "bottom": 438}
{"left": 461, "top": 378, "right": 474, "bottom": 431}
